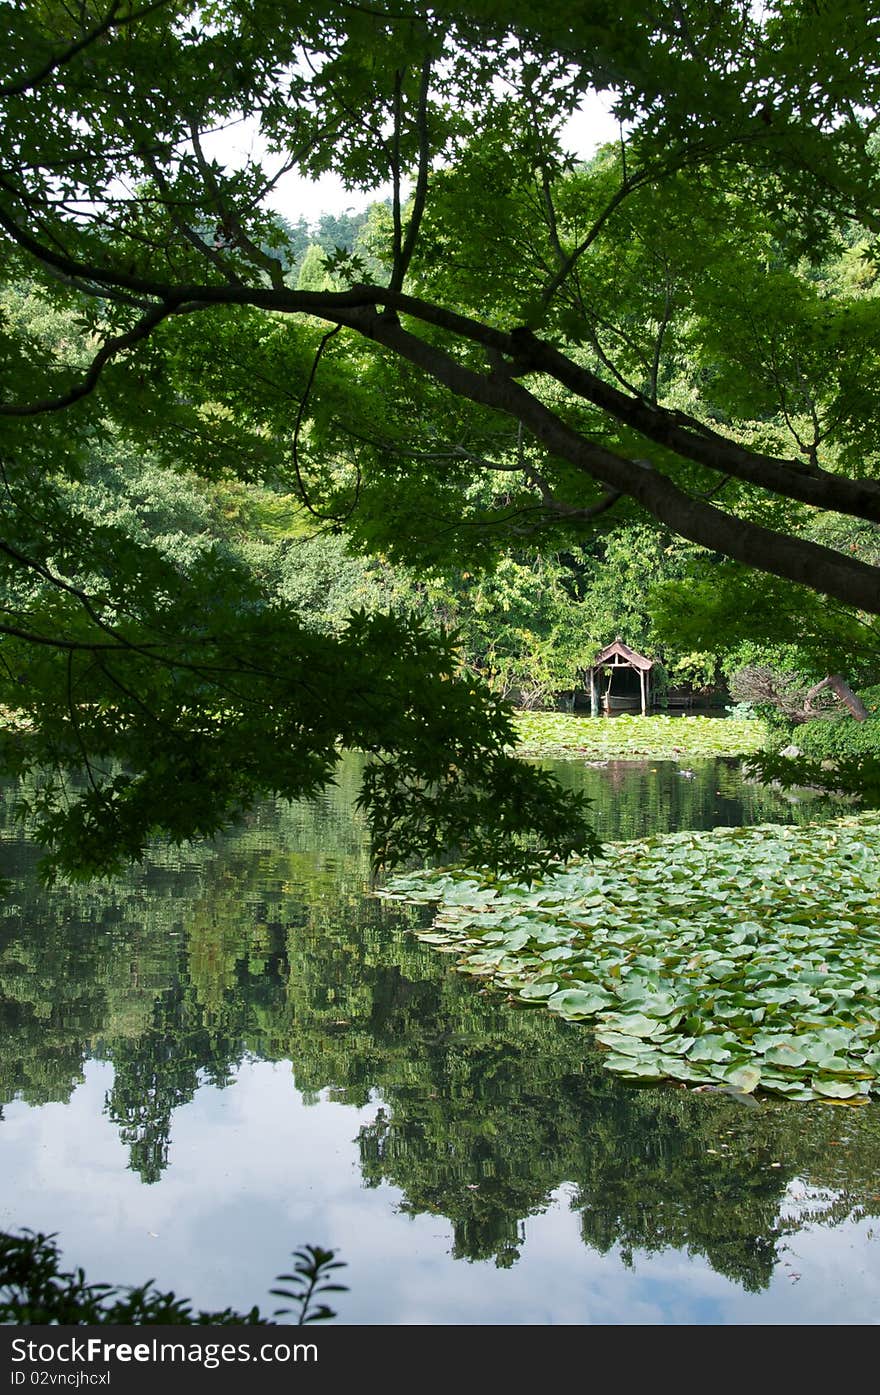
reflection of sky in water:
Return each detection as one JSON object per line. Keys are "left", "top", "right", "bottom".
{"left": 3, "top": 1059, "right": 880, "bottom": 1325}
{"left": 2, "top": 756, "right": 879, "bottom": 1325}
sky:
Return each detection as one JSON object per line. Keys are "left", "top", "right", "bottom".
{"left": 204, "top": 88, "right": 621, "bottom": 229}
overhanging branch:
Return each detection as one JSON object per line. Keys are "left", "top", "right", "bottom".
{"left": 340, "top": 304, "right": 880, "bottom": 614}
{"left": 0, "top": 301, "right": 185, "bottom": 416}
{"left": 2, "top": 205, "right": 879, "bottom": 604}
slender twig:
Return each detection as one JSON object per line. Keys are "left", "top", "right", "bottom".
{"left": 289, "top": 324, "right": 362, "bottom": 523}
{"left": 389, "top": 70, "right": 405, "bottom": 290}
{"left": 188, "top": 123, "right": 286, "bottom": 290}
{"left": 141, "top": 150, "right": 244, "bottom": 283}
{"left": 66, "top": 649, "right": 101, "bottom": 794}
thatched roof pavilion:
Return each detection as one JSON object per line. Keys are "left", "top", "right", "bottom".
{"left": 585, "top": 638, "right": 655, "bottom": 715}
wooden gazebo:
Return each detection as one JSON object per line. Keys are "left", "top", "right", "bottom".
{"left": 585, "top": 638, "right": 654, "bottom": 716}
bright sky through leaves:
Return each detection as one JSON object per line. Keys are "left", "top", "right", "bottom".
{"left": 204, "top": 89, "right": 621, "bottom": 224}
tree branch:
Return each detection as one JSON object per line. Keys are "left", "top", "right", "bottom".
{"left": 0, "top": 0, "right": 173, "bottom": 101}
{"left": 339, "top": 304, "right": 880, "bottom": 614}
{"left": 188, "top": 123, "right": 286, "bottom": 290}
{"left": 502, "top": 328, "right": 880, "bottom": 524}
{"left": 804, "top": 675, "right": 869, "bottom": 721}
{"left": 141, "top": 149, "right": 245, "bottom": 284}
{"left": 288, "top": 324, "right": 359, "bottom": 522}
{"left": 522, "top": 463, "right": 622, "bottom": 522}
{"left": 389, "top": 57, "right": 432, "bottom": 295}
{"left": 2, "top": 197, "right": 880, "bottom": 543}
{"left": 0, "top": 301, "right": 183, "bottom": 416}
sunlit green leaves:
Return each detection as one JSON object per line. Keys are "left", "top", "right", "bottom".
{"left": 384, "top": 811, "right": 880, "bottom": 1101}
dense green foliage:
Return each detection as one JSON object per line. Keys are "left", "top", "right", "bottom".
{"left": 741, "top": 671, "right": 880, "bottom": 800}
{"left": 792, "top": 688, "right": 880, "bottom": 759}
{"left": 0, "top": 419, "right": 597, "bottom": 880}
{"left": 2, "top": 1, "right": 880, "bottom": 873}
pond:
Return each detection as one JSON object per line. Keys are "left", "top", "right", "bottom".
{"left": 2, "top": 754, "right": 879, "bottom": 1325}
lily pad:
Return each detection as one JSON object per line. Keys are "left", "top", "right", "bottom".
{"left": 518, "top": 980, "right": 559, "bottom": 1000}
{"left": 811, "top": 1079, "right": 868, "bottom": 1099}
{"left": 688, "top": 1036, "right": 733, "bottom": 1063}
{"left": 762, "top": 1044, "right": 809, "bottom": 1068}
{"left": 600, "top": 1011, "right": 669, "bottom": 1038}
{"left": 384, "top": 809, "right": 880, "bottom": 1103}
{"left": 547, "top": 988, "right": 613, "bottom": 1018}
{"left": 726, "top": 1065, "right": 761, "bottom": 1093}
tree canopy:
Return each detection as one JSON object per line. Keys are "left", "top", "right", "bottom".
{"left": 1, "top": 0, "right": 879, "bottom": 875}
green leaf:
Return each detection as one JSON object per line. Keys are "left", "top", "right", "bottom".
{"left": 762, "top": 1043, "right": 809, "bottom": 1067}
{"left": 725, "top": 1064, "right": 761, "bottom": 1093}
{"left": 811, "top": 1079, "right": 867, "bottom": 1099}
{"left": 688, "top": 1036, "right": 733, "bottom": 1063}
{"left": 547, "top": 987, "right": 612, "bottom": 1018}
{"left": 518, "top": 980, "right": 559, "bottom": 999}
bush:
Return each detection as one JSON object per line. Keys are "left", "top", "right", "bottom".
{"left": 792, "top": 685, "right": 880, "bottom": 760}
{"left": 747, "top": 683, "right": 880, "bottom": 807}
{"left": 0, "top": 1231, "right": 346, "bottom": 1325}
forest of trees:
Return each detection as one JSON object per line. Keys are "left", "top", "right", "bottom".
{"left": 1, "top": 0, "right": 879, "bottom": 880}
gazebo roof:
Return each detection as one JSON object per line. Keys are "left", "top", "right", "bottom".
{"left": 589, "top": 638, "right": 654, "bottom": 672}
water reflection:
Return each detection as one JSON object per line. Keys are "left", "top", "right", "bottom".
{"left": 1, "top": 756, "right": 878, "bottom": 1320}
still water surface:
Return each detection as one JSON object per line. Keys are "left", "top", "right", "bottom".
{"left": 2, "top": 756, "right": 879, "bottom": 1325}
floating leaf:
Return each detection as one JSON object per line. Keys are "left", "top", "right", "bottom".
{"left": 547, "top": 988, "right": 612, "bottom": 1018}
{"left": 688, "top": 1036, "right": 733, "bottom": 1063}
{"left": 518, "top": 980, "right": 559, "bottom": 1000}
{"left": 600, "top": 1012, "right": 669, "bottom": 1038}
{"left": 602, "top": 1054, "right": 665, "bottom": 1080}
{"left": 762, "top": 1044, "right": 809, "bottom": 1067}
{"left": 640, "top": 993, "right": 680, "bottom": 1018}
{"left": 726, "top": 1065, "right": 761, "bottom": 1093}
{"left": 384, "top": 809, "right": 880, "bottom": 1103}
{"left": 811, "top": 1079, "right": 868, "bottom": 1099}
{"left": 499, "top": 930, "right": 532, "bottom": 951}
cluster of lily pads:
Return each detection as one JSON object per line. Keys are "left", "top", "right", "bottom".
{"left": 513, "top": 712, "right": 767, "bottom": 761}
{"left": 381, "top": 813, "right": 880, "bottom": 1102}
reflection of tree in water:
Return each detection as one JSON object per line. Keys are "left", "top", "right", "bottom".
{"left": 284, "top": 913, "right": 880, "bottom": 1292}
{"left": 102, "top": 984, "right": 244, "bottom": 1185}
{"left": 355, "top": 1008, "right": 880, "bottom": 1291}
{"left": 3, "top": 764, "right": 880, "bottom": 1291}
{"left": 353, "top": 1012, "right": 790, "bottom": 1287}
{"left": 545, "top": 756, "right": 836, "bottom": 842}
{"left": 277, "top": 895, "right": 880, "bottom": 1291}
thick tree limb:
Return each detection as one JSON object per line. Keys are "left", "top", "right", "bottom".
{"left": 1, "top": 196, "right": 879, "bottom": 597}
{"left": 805, "top": 675, "right": 870, "bottom": 721}
{"left": 503, "top": 330, "right": 880, "bottom": 524}
{"left": 340, "top": 305, "right": 880, "bottom": 614}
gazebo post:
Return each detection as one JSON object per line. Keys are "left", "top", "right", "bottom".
{"left": 639, "top": 667, "right": 647, "bottom": 715}
{"left": 590, "top": 667, "right": 599, "bottom": 717}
